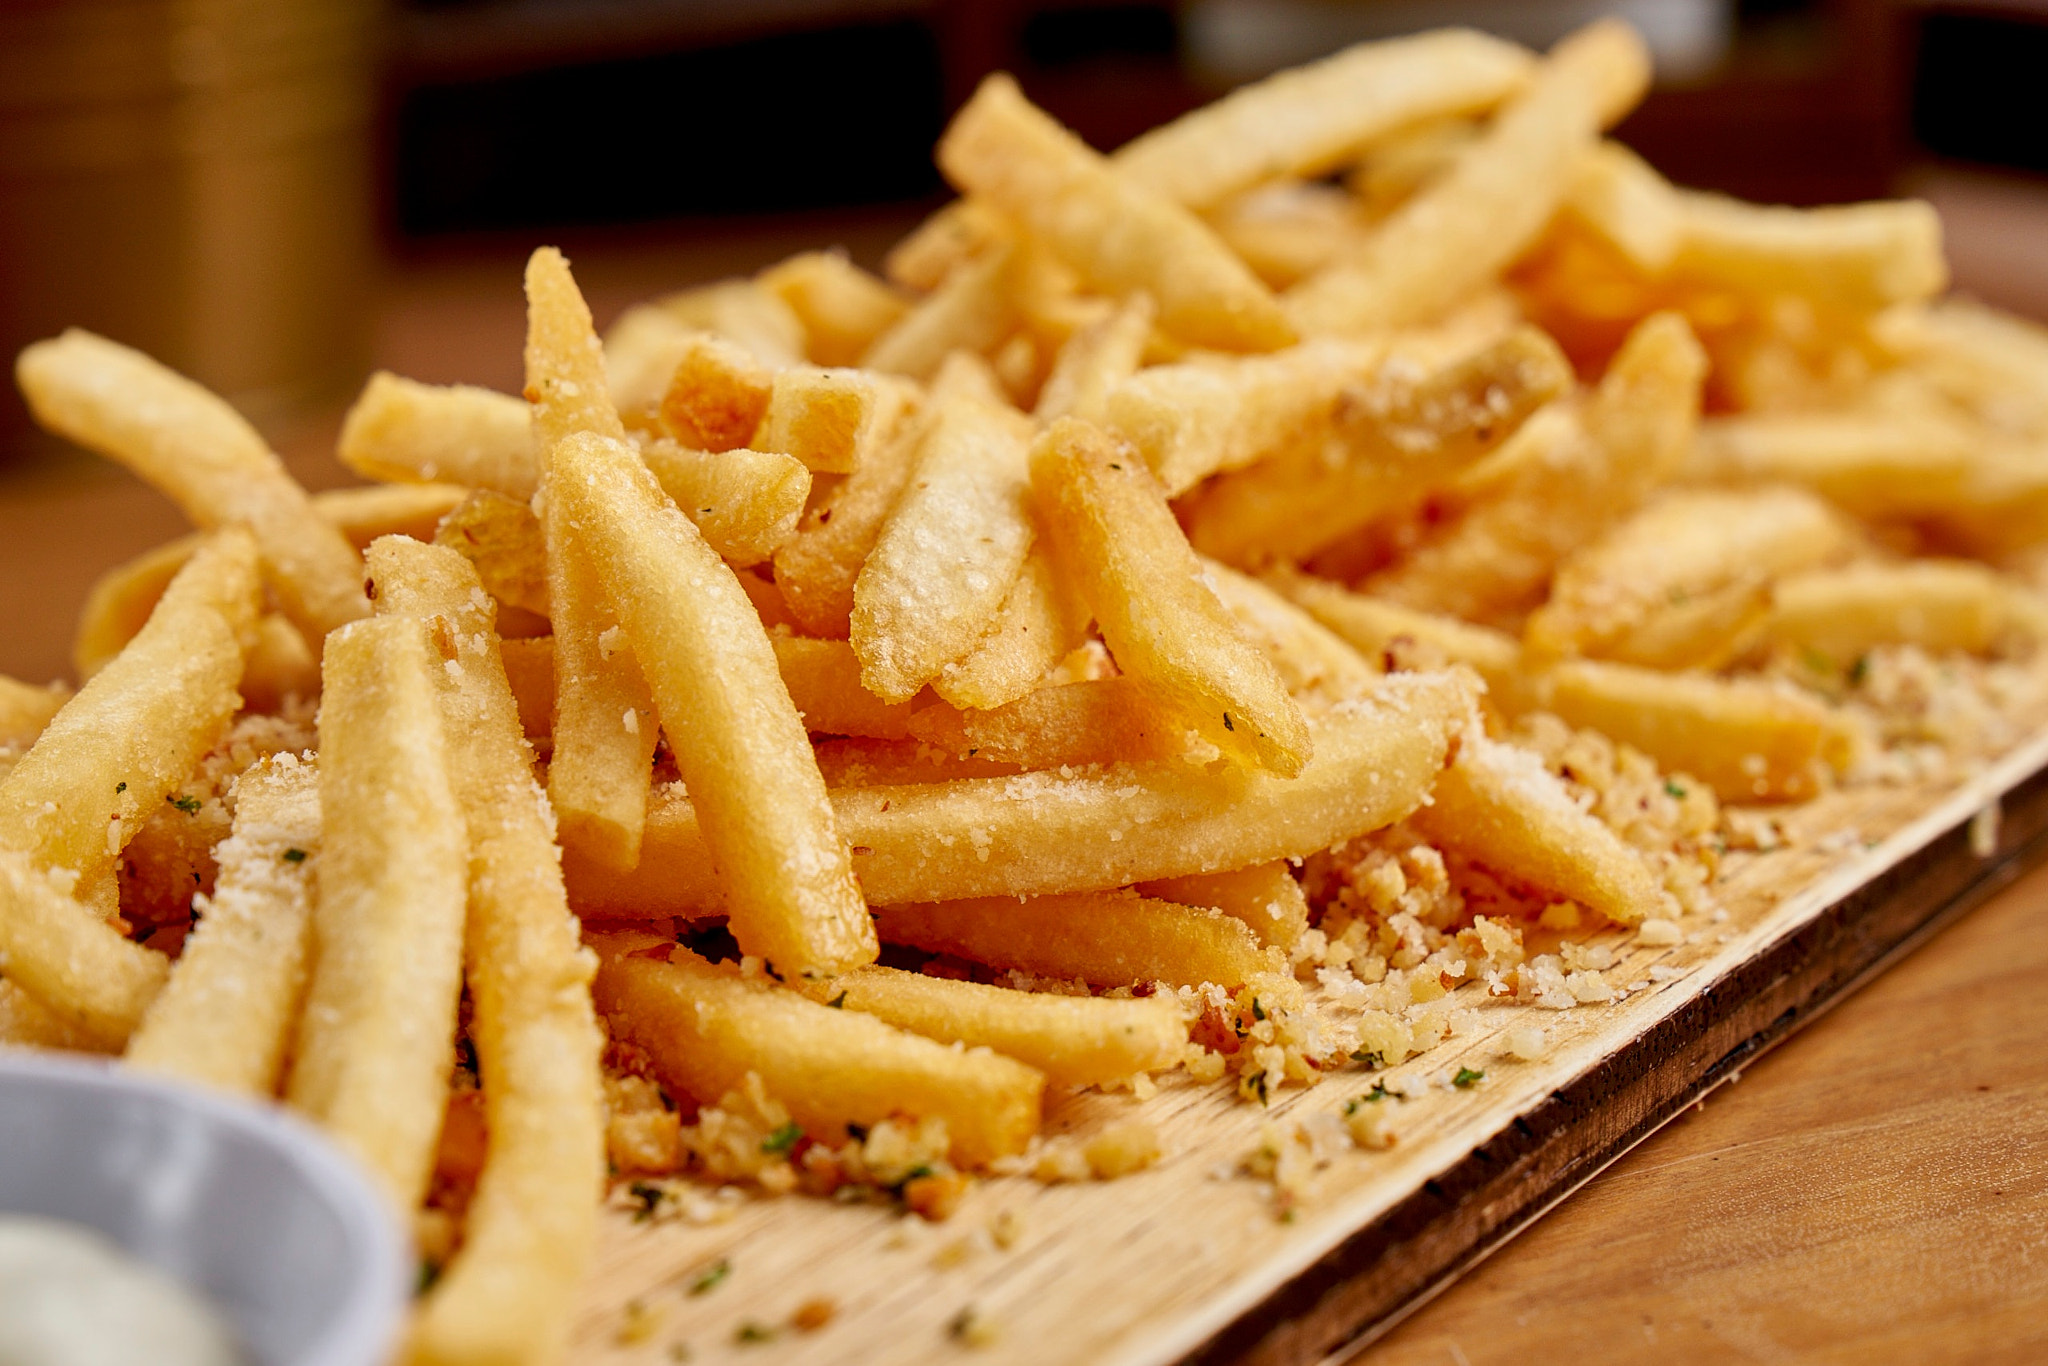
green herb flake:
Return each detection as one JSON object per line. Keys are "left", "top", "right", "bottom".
{"left": 1350, "top": 1048, "right": 1387, "bottom": 1070}
{"left": 1663, "top": 780, "right": 1686, "bottom": 800}
{"left": 1222, "top": 712, "right": 1235, "bottom": 732}
{"left": 1800, "top": 644, "right": 1835, "bottom": 676}
{"left": 688, "top": 1258, "right": 732, "bottom": 1297}
{"left": 114, "top": 782, "right": 126, "bottom": 794}
{"left": 627, "top": 1180, "right": 665, "bottom": 1222}
{"left": 1343, "top": 1082, "right": 1392, "bottom": 1115}
{"left": 168, "top": 794, "right": 201, "bottom": 815}
{"left": 734, "top": 1322, "right": 776, "bottom": 1345}
{"left": 417, "top": 1257, "right": 443, "bottom": 1295}
{"left": 827, "top": 990, "right": 847, "bottom": 1009}
{"left": 1250, "top": 997, "right": 1266, "bottom": 1022}
{"left": 1453, "top": 1066, "right": 1486, "bottom": 1089}
{"left": 760, "top": 1121, "right": 802, "bottom": 1156}
{"left": 282, "top": 847, "right": 307, "bottom": 864}
{"left": 1849, "top": 653, "right": 1870, "bottom": 685}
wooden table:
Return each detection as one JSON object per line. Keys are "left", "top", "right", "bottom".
{"left": 4, "top": 176, "right": 2046, "bottom": 1363}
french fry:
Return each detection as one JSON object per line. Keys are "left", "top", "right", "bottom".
{"left": 339, "top": 372, "right": 539, "bottom": 495}
{"left": 852, "top": 382, "right": 1035, "bottom": 703}
{"left": 124, "top": 755, "right": 319, "bottom": 1093}
{"left": 885, "top": 200, "right": 1009, "bottom": 292}
{"left": 930, "top": 547, "right": 1093, "bottom": 711}
{"left": 1200, "top": 558, "right": 1382, "bottom": 705}
{"left": 938, "top": 76, "right": 1292, "bottom": 352}
{"left": 1286, "top": 20, "right": 1650, "bottom": 335}
{"left": 435, "top": 491, "right": 551, "bottom": 616}
{"left": 603, "top": 305, "right": 707, "bottom": 418}
{"left": 1137, "top": 861, "right": 1310, "bottom": 950}
{"left": 1349, "top": 116, "right": 1486, "bottom": 217}
{"left": 826, "top": 965, "right": 1185, "bottom": 1087}
{"left": 551, "top": 430, "right": 876, "bottom": 979}
{"left": 874, "top": 889, "right": 1280, "bottom": 989}
{"left": 591, "top": 939, "right": 1043, "bottom": 1167}
{"left": 753, "top": 366, "right": 915, "bottom": 475}
{"left": 0, "top": 846, "right": 167, "bottom": 1050}
{"left": 1367, "top": 311, "right": 1705, "bottom": 624}
{"left": 1115, "top": 29, "right": 1532, "bottom": 212}
{"left": 17, "top": 329, "right": 368, "bottom": 644}
{"left": 0, "top": 977, "right": 102, "bottom": 1052}
{"left": 286, "top": 615, "right": 469, "bottom": 1212}
{"left": 1525, "top": 486, "right": 1855, "bottom": 668}
{"left": 565, "top": 672, "right": 1468, "bottom": 914}
{"left": 1101, "top": 337, "right": 1381, "bottom": 495}
{"left": 1209, "top": 181, "right": 1365, "bottom": 290}
{"left": 810, "top": 737, "right": 1022, "bottom": 788}
{"left": 861, "top": 242, "right": 1018, "bottom": 380}
{"left": 1764, "top": 561, "right": 2048, "bottom": 662}
{"left": 366, "top": 538, "right": 604, "bottom": 1366}
{"left": 0, "top": 677, "right": 68, "bottom": 753}
{"left": 1181, "top": 325, "right": 1572, "bottom": 565}
{"left": 0, "top": 531, "right": 258, "bottom": 899}
{"left": 1032, "top": 417, "right": 1309, "bottom": 773}
{"left": 1674, "top": 194, "right": 1945, "bottom": 314}
{"left": 648, "top": 278, "right": 808, "bottom": 368}
{"left": 1035, "top": 294, "right": 1156, "bottom": 425}
{"left": 1875, "top": 298, "right": 2048, "bottom": 440}
{"left": 773, "top": 635, "right": 923, "bottom": 740}
{"left": 636, "top": 439, "right": 810, "bottom": 568}
{"left": 1410, "top": 725, "right": 1674, "bottom": 925}
{"left": 526, "top": 248, "right": 662, "bottom": 872}
{"left": 1270, "top": 570, "right": 1525, "bottom": 703}
{"left": 907, "top": 676, "right": 1184, "bottom": 768}
{"left": 772, "top": 401, "right": 927, "bottom": 636}
{"left": 757, "top": 250, "right": 911, "bottom": 367}
{"left": 657, "top": 331, "right": 775, "bottom": 452}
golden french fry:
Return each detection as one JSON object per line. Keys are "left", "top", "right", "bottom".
{"left": 435, "top": 490, "right": 551, "bottom": 616}
{"left": 339, "top": 372, "right": 538, "bottom": 495}
{"left": 937, "top": 76, "right": 1294, "bottom": 352}
{"left": 526, "top": 248, "right": 662, "bottom": 872}
{"left": 286, "top": 615, "right": 469, "bottom": 1212}
{"left": 0, "top": 531, "right": 259, "bottom": 898}
{"left": 773, "top": 635, "right": 923, "bottom": 740}
{"left": 1526, "top": 486, "right": 1854, "bottom": 667}
{"left": 499, "top": 637, "right": 555, "bottom": 744}
{"left": 1685, "top": 407, "right": 2006, "bottom": 522}
{"left": 636, "top": 438, "right": 810, "bottom": 568}
{"left": 1270, "top": 571, "right": 1524, "bottom": 700}
{"left": 757, "top": 250, "right": 911, "bottom": 367}
{"left": 874, "top": 889, "right": 1280, "bottom": 990}
{"left": 552, "top": 430, "right": 875, "bottom": 979}
{"left": 125, "top": 755, "right": 319, "bottom": 1093}
{"left": 1287, "top": 20, "right": 1649, "bottom": 334}
{"left": 0, "top": 977, "right": 102, "bottom": 1052}
{"left": 908, "top": 676, "right": 1183, "bottom": 768}
{"left": 565, "top": 672, "right": 1468, "bottom": 914}
{"left": 861, "top": 242, "right": 1018, "bottom": 380}
{"left": 648, "top": 278, "right": 807, "bottom": 367}
{"left": 1209, "top": 181, "right": 1365, "bottom": 290}
{"left": 1035, "top": 294, "right": 1156, "bottom": 425}
{"left": 1182, "top": 326, "right": 1572, "bottom": 565}
{"left": 367, "top": 538, "right": 604, "bottom": 1366}
{"left": 1033, "top": 417, "right": 1309, "bottom": 773}
{"left": 1114, "top": 29, "right": 1533, "bottom": 211}
{"left": 1137, "top": 861, "right": 1309, "bottom": 950}
{"left": 930, "top": 547, "right": 1093, "bottom": 711}
{"left": 1200, "top": 558, "right": 1381, "bottom": 705}
{"left": 1410, "top": 726, "right": 1673, "bottom": 926}
{"left": 810, "top": 737, "right": 1023, "bottom": 788}
{"left": 772, "top": 402, "right": 927, "bottom": 636}
{"left": 753, "top": 366, "right": 914, "bottom": 475}
{"left": 1765, "top": 561, "right": 2048, "bottom": 662}
{"left": 1875, "top": 299, "right": 2048, "bottom": 440}
{"left": 885, "top": 200, "right": 1009, "bottom": 292}
{"left": 602, "top": 305, "right": 707, "bottom": 418}
{"left": 852, "top": 383, "right": 1035, "bottom": 703}
{"left": 827, "top": 965, "right": 1185, "bottom": 1087}
{"left": 17, "top": 330, "right": 368, "bottom": 644}
{"left": 0, "top": 846, "right": 167, "bottom": 1050}
{"left": 657, "top": 331, "right": 775, "bottom": 452}
{"left": 1561, "top": 140, "right": 1685, "bottom": 274}
{"left": 592, "top": 939, "right": 1042, "bottom": 1167}
{"left": 1675, "top": 194, "right": 1945, "bottom": 313}
{"left": 1368, "top": 311, "right": 1705, "bottom": 624}
{"left": 0, "top": 677, "right": 68, "bottom": 753}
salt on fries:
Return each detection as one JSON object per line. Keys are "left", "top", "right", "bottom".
{"left": 3, "top": 17, "right": 2046, "bottom": 1366}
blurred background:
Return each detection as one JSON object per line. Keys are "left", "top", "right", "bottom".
{"left": 3, "top": 0, "right": 2047, "bottom": 677}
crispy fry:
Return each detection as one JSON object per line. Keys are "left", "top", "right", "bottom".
{"left": 1210, "top": 181, "right": 1365, "bottom": 290}
{"left": 753, "top": 366, "right": 915, "bottom": 475}
{"left": 885, "top": 200, "right": 1009, "bottom": 292}
{"left": 1114, "top": 29, "right": 1533, "bottom": 211}
{"left": 810, "top": 737, "right": 1023, "bottom": 787}
{"left": 874, "top": 889, "right": 1280, "bottom": 990}
{"left": 1270, "top": 571, "right": 1525, "bottom": 701}
{"left": 1410, "top": 724, "right": 1674, "bottom": 925}
{"left": 339, "top": 372, "right": 538, "bottom": 495}
{"left": 1033, "top": 417, "right": 1309, "bottom": 773}
{"left": 0, "top": 677, "right": 68, "bottom": 753}
{"left": 773, "top": 636, "right": 923, "bottom": 740}
{"left": 435, "top": 490, "right": 551, "bottom": 616}
{"left": 758, "top": 250, "right": 911, "bottom": 367}
{"left": 1200, "top": 559, "right": 1381, "bottom": 705}
{"left": 1368, "top": 311, "right": 1705, "bottom": 625}
{"left": 1287, "top": 20, "right": 1649, "bottom": 334}
{"left": 657, "top": 331, "right": 775, "bottom": 452}
{"left": 286, "top": 615, "right": 469, "bottom": 1211}
{"left": 526, "top": 248, "right": 662, "bottom": 872}
{"left": 852, "top": 382, "right": 1035, "bottom": 702}
{"left": 1765, "top": 561, "right": 2048, "bottom": 662}
{"left": 565, "top": 672, "right": 1468, "bottom": 914}
{"left": 18, "top": 329, "right": 368, "bottom": 644}
{"left": 1526, "top": 486, "right": 1854, "bottom": 667}
{"left": 125, "top": 755, "right": 319, "bottom": 1092}
{"left": 938, "top": 76, "right": 1294, "bottom": 352}
{"left": 649, "top": 278, "right": 807, "bottom": 367}
{"left": 0, "top": 532, "right": 258, "bottom": 898}
{"left": 772, "top": 401, "right": 927, "bottom": 637}
{"left": 1182, "top": 326, "right": 1571, "bottom": 565}
{"left": 1035, "top": 294, "right": 1156, "bottom": 425}
{"left": 0, "top": 846, "right": 167, "bottom": 1050}
{"left": 908, "top": 676, "right": 1183, "bottom": 768}
{"left": 551, "top": 430, "right": 875, "bottom": 979}
{"left": 636, "top": 439, "right": 810, "bottom": 568}
{"left": 930, "top": 548, "right": 1093, "bottom": 711}
{"left": 861, "top": 242, "right": 1018, "bottom": 380}
{"left": 367, "top": 538, "right": 604, "bottom": 1366}
{"left": 826, "top": 965, "right": 1184, "bottom": 1087}
{"left": 1137, "top": 861, "right": 1309, "bottom": 950}
{"left": 0, "top": 977, "right": 102, "bottom": 1052}
{"left": 592, "top": 939, "right": 1042, "bottom": 1167}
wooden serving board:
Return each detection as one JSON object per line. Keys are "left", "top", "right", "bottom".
{"left": 564, "top": 728, "right": 2048, "bottom": 1366}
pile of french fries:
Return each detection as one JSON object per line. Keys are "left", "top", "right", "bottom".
{"left": 6, "top": 15, "right": 2048, "bottom": 1361}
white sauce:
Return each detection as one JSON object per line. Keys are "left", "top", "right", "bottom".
{"left": 0, "top": 1216, "right": 242, "bottom": 1366}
